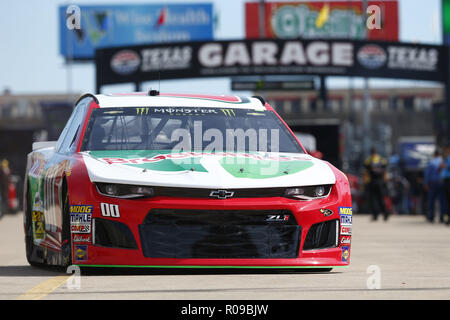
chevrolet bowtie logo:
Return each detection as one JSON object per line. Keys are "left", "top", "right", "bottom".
{"left": 209, "top": 190, "right": 234, "bottom": 199}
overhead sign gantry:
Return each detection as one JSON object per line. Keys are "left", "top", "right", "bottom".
{"left": 95, "top": 38, "right": 446, "bottom": 91}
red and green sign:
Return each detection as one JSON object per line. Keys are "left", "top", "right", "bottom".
{"left": 245, "top": 1, "right": 399, "bottom": 41}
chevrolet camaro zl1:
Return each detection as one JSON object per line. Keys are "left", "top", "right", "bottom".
{"left": 23, "top": 92, "right": 352, "bottom": 270}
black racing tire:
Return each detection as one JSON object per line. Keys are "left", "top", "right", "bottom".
{"left": 24, "top": 184, "right": 43, "bottom": 267}
{"left": 296, "top": 268, "right": 334, "bottom": 273}
{"left": 61, "top": 181, "right": 72, "bottom": 267}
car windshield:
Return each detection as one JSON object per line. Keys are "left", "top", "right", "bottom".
{"left": 81, "top": 107, "right": 304, "bottom": 153}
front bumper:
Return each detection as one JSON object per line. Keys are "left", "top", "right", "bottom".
{"left": 70, "top": 181, "right": 352, "bottom": 268}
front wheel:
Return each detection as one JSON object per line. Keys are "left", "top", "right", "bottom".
{"left": 61, "top": 184, "right": 72, "bottom": 267}
{"left": 24, "top": 185, "right": 42, "bottom": 267}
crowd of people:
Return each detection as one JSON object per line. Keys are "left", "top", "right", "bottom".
{"left": 356, "top": 146, "right": 450, "bottom": 225}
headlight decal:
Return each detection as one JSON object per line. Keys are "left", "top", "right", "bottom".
{"left": 284, "top": 185, "right": 332, "bottom": 200}
{"left": 96, "top": 183, "right": 154, "bottom": 199}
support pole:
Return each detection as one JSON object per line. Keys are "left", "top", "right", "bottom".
{"left": 319, "top": 76, "right": 327, "bottom": 110}
{"left": 258, "top": 0, "right": 265, "bottom": 38}
{"left": 362, "top": 0, "right": 371, "bottom": 157}
{"left": 95, "top": 66, "right": 101, "bottom": 94}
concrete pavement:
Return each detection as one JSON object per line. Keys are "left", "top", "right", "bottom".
{"left": 0, "top": 212, "right": 449, "bottom": 300}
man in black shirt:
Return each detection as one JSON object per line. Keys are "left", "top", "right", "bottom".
{"left": 364, "top": 148, "right": 389, "bottom": 221}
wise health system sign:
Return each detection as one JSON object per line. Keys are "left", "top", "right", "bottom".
{"left": 59, "top": 3, "right": 214, "bottom": 60}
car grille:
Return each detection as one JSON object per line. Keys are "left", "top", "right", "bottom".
{"left": 94, "top": 218, "right": 138, "bottom": 249}
{"left": 139, "top": 209, "right": 301, "bottom": 259}
{"left": 303, "top": 219, "right": 339, "bottom": 250}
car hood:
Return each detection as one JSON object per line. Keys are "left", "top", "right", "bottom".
{"left": 81, "top": 150, "right": 336, "bottom": 189}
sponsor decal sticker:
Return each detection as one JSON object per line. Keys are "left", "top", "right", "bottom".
{"left": 110, "top": 50, "right": 141, "bottom": 75}
{"left": 265, "top": 214, "right": 290, "bottom": 222}
{"left": 70, "top": 213, "right": 92, "bottom": 223}
{"left": 340, "top": 225, "right": 352, "bottom": 236}
{"left": 220, "top": 109, "right": 236, "bottom": 117}
{"left": 341, "top": 246, "right": 350, "bottom": 263}
{"left": 339, "top": 207, "right": 352, "bottom": 216}
{"left": 32, "top": 211, "right": 45, "bottom": 240}
{"left": 387, "top": 46, "right": 438, "bottom": 72}
{"left": 73, "top": 234, "right": 91, "bottom": 244}
{"left": 152, "top": 107, "right": 219, "bottom": 115}
{"left": 339, "top": 206, "right": 352, "bottom": 234}
{"left": 357, "top": 45, "right": 387, "bottom": 69}
{"left": 340, "top": 214, "right": 352, "bottom": 225}
{"left": 100, "top": 203, "right": 120, "bottom": 218}
{"left": 141, "top": 46, "right": 192, "bottom": 72}
{"left": 209, "top": 190, "right": 234, "bottom": 199}
{"left": 74, "top": 245, "right": 88, "bottom": 261}
{"left": 90, "top": 151, "right": 315, "bottom": 179}
{"left": 71, "top": 224, "right": 91, "bottom": 234}
{"left": 70, "top": 205, "right": 93, "bottom": 234}
{"left": 96, "top": 151, "right": 311, "bottom": 165}
{"left": 340, "top": 236, "right": 351, "bottom": 245}
{"left": 70, "top": 205, "right": 93, "bottom": 214}
{"left": 319, "top": 208, "right": 333, "bottom": 217}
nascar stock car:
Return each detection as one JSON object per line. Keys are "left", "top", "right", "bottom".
{"left": 23, "top": 91, "right": 352, "bottom": 270}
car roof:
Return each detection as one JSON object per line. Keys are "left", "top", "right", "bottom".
{"left": 93, "top": 93, "right": 267, "bottom": 111}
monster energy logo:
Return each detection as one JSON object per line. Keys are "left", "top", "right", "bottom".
{"left": 221, "top": 109, "right": 236, "bottom": 116}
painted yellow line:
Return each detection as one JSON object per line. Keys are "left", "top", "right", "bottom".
{"left": 15, "top": 275, "right": 71, "bottom": 300}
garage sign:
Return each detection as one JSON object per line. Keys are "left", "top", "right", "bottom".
{"left": 96, "top": 39, "right": 447, "bottom": 87}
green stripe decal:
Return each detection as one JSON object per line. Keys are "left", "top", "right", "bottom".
{"left": 128, "top": 158, "right": 208, "bottom": 172}
{"left": 88, "top": 150, "right": 315, "bottom": 178}
{"left": 220, "top": 157, "right": 313, "bottom": 179}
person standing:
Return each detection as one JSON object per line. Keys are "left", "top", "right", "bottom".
{"left": 424, "top": 150, "right": 446, "bottom": 223}
{"left": 364, "top": 147, "right": 389, "bottom": 221}
{"left": 0, "top": 159, "right": 10, "bottom": 218}
{"left": 440, "top": 145, "right": 450, "bottom": 225}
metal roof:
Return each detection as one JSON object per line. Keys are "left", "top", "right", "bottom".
{"left": 93, "top": 93, "right": 267, "bottom": 110}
